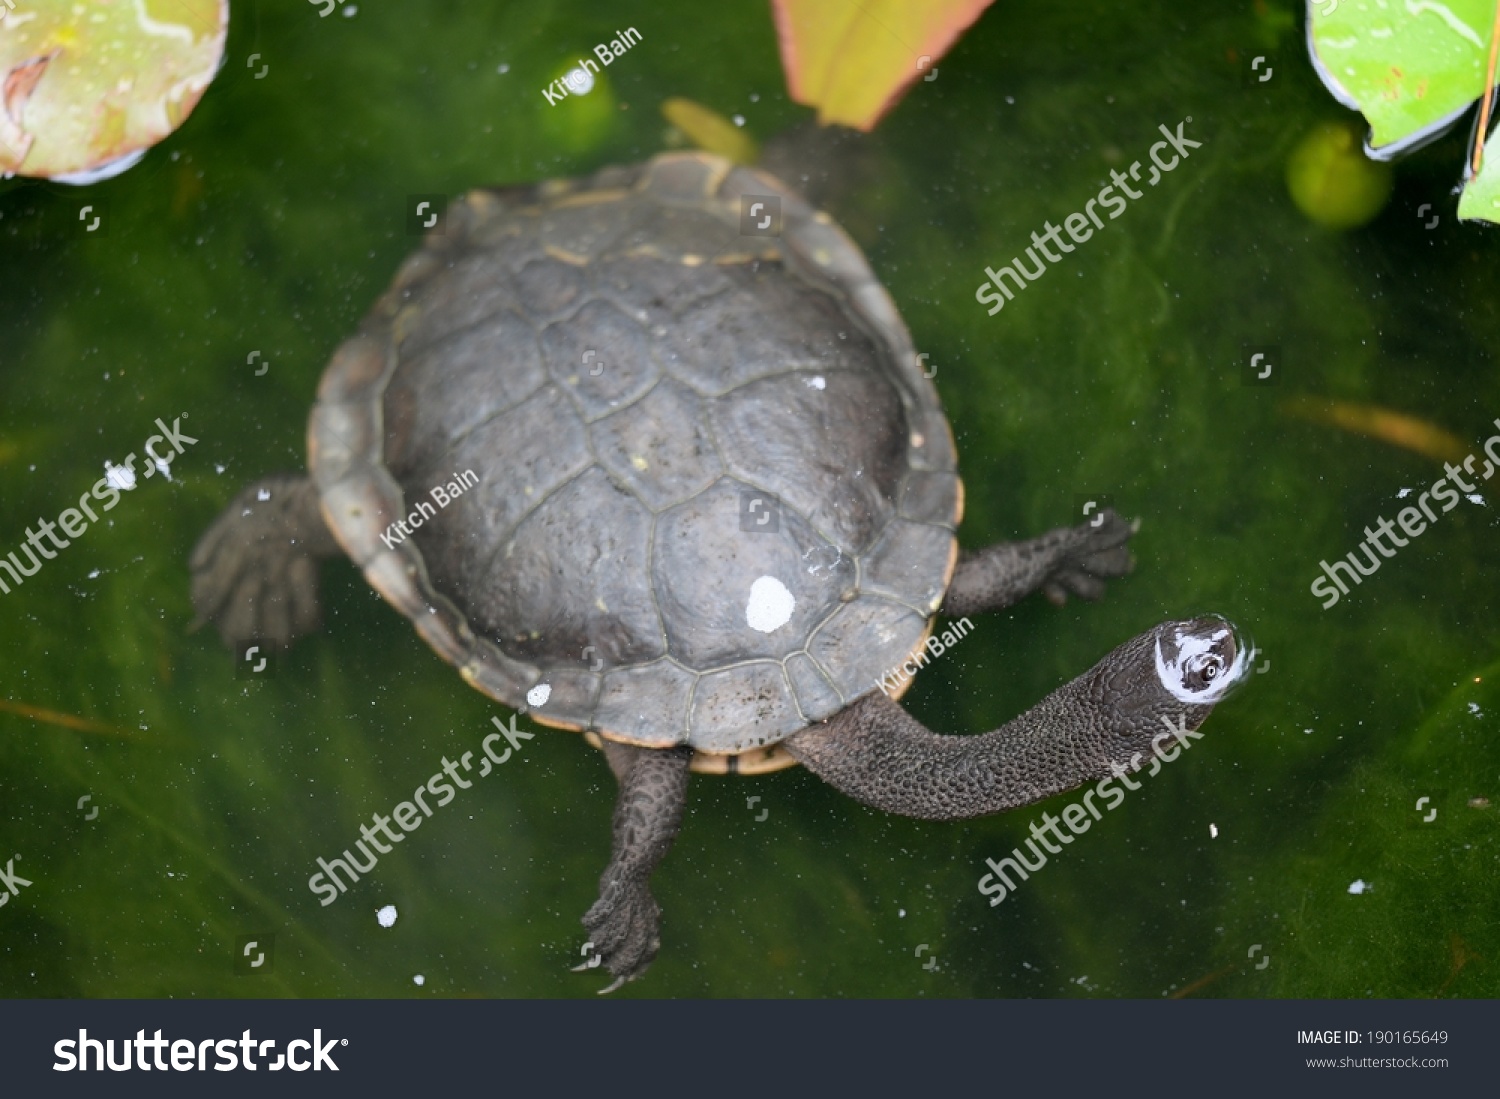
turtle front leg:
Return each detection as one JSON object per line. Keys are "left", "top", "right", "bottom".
{"left": 189, "top": 474, "right": 342, "bottom": 651}
{"left": 579, "top": 744, "right": 692, "bottom": 993}
{"left": 941, "top": 508, "right": 1137, "bottom": 617}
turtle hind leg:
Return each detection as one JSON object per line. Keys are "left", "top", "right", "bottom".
{"left": 189, "top": 473, "right": 341, "bottom": 651}
{"left": 579, "top": 744, "right": 692, "bottom": 993}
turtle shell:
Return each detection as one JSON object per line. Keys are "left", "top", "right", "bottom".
{"left": 307, "top": 152, "right": 961, "bottom": 774}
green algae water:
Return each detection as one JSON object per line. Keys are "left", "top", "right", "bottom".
{"left": 1, "top": 0, "right": 1497, "bottom": 999}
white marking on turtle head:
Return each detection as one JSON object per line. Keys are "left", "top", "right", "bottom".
{"left": 746, "top": 576, "right": 795, "bottom": 633}
{"left": 526, "top": 683, "right": 552, "bottom": 708}
{"left": 1153, "top": 622, "right": 1249, "bottom": 704}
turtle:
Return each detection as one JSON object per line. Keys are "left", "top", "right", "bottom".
{"left": 190, "top": 149, "right": 1248, "bottom": 992}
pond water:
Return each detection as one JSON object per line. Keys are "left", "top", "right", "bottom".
{"left": 1, "top": 0, "right": 1496, "bottom": 998}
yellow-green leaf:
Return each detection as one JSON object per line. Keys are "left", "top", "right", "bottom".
{"left": 661, "top": 97, "right": 759, "bottom": 164}
{"left": 770, "top": 0, "right": 996, "bottom": 132}
{"left": 0, "top": 0, "right": 227, "bottom": 182}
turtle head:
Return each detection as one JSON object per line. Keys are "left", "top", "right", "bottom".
{"left": 1152, "top": 615, "right": 1250, "bottom": 706}
{"left": 1088, "top": 615, "right": 1251, "bottom": 772}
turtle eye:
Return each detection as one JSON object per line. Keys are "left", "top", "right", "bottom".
{"left": 1185, "top": 653, "right": 1223, "bottom": 689}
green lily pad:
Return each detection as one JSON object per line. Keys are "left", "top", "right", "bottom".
{"left": 1309, "top": 0, "right": 1492, "bottom": 157}
{"left": 1457, "top": 123, "right": 1500, "bottom": 219}
{"left": 0, "top": 0, "right": 227, "bottom": 182}
{"left": 1308, "top": 0, "right": 1500, "bottom": 224}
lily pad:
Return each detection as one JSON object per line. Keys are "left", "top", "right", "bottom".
{"left": 1457, "top": 122, "right": 1500, "bottom": 219}
{"left": 770, "top": 0, "right": 996, "bottom": 131}
{"left": 1307, "top": 0, "right": 1500, "bottom": 224}
{"left": 0, "top": 0, "right": 227, "bottom": 182}
{"left": 1308, "top": 0, "right": 1492, "bottom": 157}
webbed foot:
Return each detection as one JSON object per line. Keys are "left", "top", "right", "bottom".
{"left": 1041, "top": 508, "right": 1137, "bottom": 605}
{"left": 189, "top": 474, "right": 340, "bottom": 650}
{"left": 578, "top": 873, "right": 662, "bottom": 994}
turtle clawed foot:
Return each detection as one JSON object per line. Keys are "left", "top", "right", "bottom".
{"left": 578, "top": 873, "right": 661, "bottom": 994}
{"left": 190, "top": 475, "right": 331, "bottom": 651}
{"left": 1043, "top": 509, "right": 1138, "bottom": 606}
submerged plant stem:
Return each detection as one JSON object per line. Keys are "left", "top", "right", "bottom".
{"left": 0, "top": 697, "right": 134, "bottom": 739}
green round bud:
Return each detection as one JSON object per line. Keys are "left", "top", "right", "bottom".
{"left": 538, "top": 60, "right": 617, "bottom": 154}
{"left": 1285, "top": 119, "right": 1393, "bottom": 231}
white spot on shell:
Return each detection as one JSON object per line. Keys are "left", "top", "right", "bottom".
{"left": 805, "top": 375, "right": 826, "bottom": 390}
{"left": 526, "top": 683, "right": 552, "bottom": 708}
{"left": 746, "top": 576, "right": 795, "bottom": 633}
{"left": 376, "top": 905, "right": 398, "bottom": 927}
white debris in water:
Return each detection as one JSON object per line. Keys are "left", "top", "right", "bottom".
{"left": 1396, "top": 487, "right": 1412, "bottom": 498}
{"left": 497, "top": 63, "right": 510, "bottom": 74}
{"left": 746, "top": 576, "right": 795, "bottom": 633}
{"left": 526, "top": 683, "right": 552, "bottom": 708}
{"left": 1209, "top": 823, "right": 1219, "bottom": 838}
{"left": 104, "top": 461, "right": 136, "bottom": 491}
{"left": 563, "top": 66, "right": 594, "bottom": 95}
{"left": 413, "top": 974, "right": 425, "bottom": 986}
{"left": 805, "top": 375, "right": 826, "bottom": 390}
{"left": 1347, "top": 880, "right": 1370, "bottom": 896}
{"left": 257, "top": 487, "right": 271, "bottom": 501}
{"left": 732, "top": 114, "right": 746, "bottom": 127}
{"left": 1466, "top": 494, "right": 1486, "bottom": 506}
{"left": 1468, "top": 702, "right": 1483, "bottom": 718}
{"left": 377, "top": 905, "right": 398, "bottom": 927}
